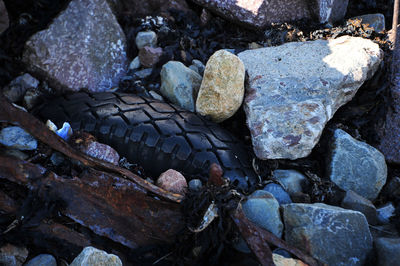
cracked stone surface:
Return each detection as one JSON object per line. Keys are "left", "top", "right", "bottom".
{"left": 22, "top": 0, "right": 128, "bottom": 92}
{"left": 283, "top": 203, "right": 372, "bottom": 266}
{"left": 238, "top": 36, "right": 383, "bottom": 160}
{"left": 328, "top": 129, "right": 387, "bottom": 201}
{"left": 191, "top": 0, "right": 348, "bottom": 29}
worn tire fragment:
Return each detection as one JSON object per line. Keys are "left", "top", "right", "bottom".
{"left": 34, "top": 92, "right": 257, "bottom": 189}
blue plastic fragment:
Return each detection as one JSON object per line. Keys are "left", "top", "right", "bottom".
{"left": 56, "top": 122, "right": 73, "bottom": 140}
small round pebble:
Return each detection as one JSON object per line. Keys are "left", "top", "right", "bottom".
{"left": 135, "top": 31, "right": 157, "bottom": 50}
{"left": 156, "top": 169, "right": 187, "bottom": 195}
{"left": 188, "top": 179, "right": 203, "bottom": 191}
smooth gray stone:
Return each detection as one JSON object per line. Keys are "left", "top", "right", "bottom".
{"left": 188, "top": 179, "right": 203, "bottom": 191}
{"left": 272, "top": 169, "right": 308, "bottom": 195}
{"left": 327, "top": 129, "right": 387, "bottom": 201}
{"left": 283, "top": 203, "right": 372, "bottom": 265}
{"left": 263, "top": 183, "right": 292, "bottom": 205}
{"left": 160, "top": 61, "right": 202, "bottom": 112}
{"left": 243, "top": 190, "right": 283, "bottom": 238}
{"left": 375, "top": 237, "right": 400, "bottom": 266}
{"left": 135, "top": 31, "right": 157, "bottom": 50}
{"left": 24, "top": 254, "right": 56, "bottom": 266}
{"left": 341, "top": 190, "right": 377, "bottom": 225}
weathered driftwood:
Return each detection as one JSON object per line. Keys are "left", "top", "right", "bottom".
{"left": 0, "top": 93, "right": 320, "bottom": 265}
{"left": 0, "top": 155, "right": 184, "bottom": 248}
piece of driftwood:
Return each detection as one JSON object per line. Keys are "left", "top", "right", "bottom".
{"left": 232, "top": 206, "right": 319, "bottom": 266}
{"left": 0, "top": 155, "right": 184, "bottom": 249}
{"left": 0, "top": 93, "right": 183, "bottom": 203}
{"left": 0, "top": 93, "right": 319, "bottom": 265}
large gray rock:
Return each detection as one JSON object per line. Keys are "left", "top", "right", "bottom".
{"left": 160, "top": 61, "right": 202, "bottom": 112}
{"left": 70, "top": 246, "right": 122, "bottom": 266}
{"left": 191, "top": 0, "right": 348, "bottom": 29}
{"left": 328, "top": 129, "right": 387, "bottom": 201}
{"left": 242, "top": 190, "right": 283, "bottom": 238}
{"left": 375, "top": 237, "right": 400, "bottom": 266}
{"left": 283, "top": 203, "right": 373, "bottom": 266}
{"left": 22, "top": 0, "right": 127, "bottom": 92}
{"left": 238, "top": 36, "right": 382, "bottom": 160}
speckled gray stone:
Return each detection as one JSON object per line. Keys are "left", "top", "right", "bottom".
{"left": 160, "top": 61, "right": 202, "bottom": 112}
{"left": 328, "top": 129, "right": 387, "bottom": 201}
{"left": 243, "top": 190, "right": 283, "bottom": 238}
{"left": 135, "top": 31, "right": 157, "bottom": 50}
{"left": 70, "top": 246, "right": 122, "bottom": 266}
{"left": 191, "top": 0, "right": 348, "bottom": 29}
{"left": 0, "top": 126, "right": 37, "bottom": 150}
{"left": 22, "top": 0, "right": 127, "bottom": 92}
{"left": 283, "top": 203, "right": 372, "bottom": 266}
{"left": 24, "top": 254, "right": 56, "bottom": 266}
{"left": 375, "top": 237, "right": 400, "bottom": 266}
{"left": 272, "top": 169, "right": 308, "bottom": 195}
{"left": 238, "top": 36, "right": 382, "bottom": 160}
{"left": 341, "top": 190, "right": 377, "bottom": 225}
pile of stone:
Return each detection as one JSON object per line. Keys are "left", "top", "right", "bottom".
{"left": 1, "top": 0, "right": 399, "bottom": 265}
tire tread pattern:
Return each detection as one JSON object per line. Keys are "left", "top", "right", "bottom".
{"left": 35, "top": 92, "right": 257, "bottom": 189}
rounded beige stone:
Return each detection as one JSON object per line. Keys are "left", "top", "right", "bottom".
{"left": 196, "top": 50, "right": 245, "bottom": 123}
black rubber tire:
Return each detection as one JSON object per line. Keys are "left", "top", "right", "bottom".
{"left": 34, "top": 91, "right": 257, "bottom": 189}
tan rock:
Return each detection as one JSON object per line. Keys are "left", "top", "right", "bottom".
{"left": 273, "top": 253, "right": 308, "bottom": 266}
{"left": 196, "top": 50, "right": 245, "bottom": 123}
{"left": 156, "top": 169, "right": 187, "bottom": 195}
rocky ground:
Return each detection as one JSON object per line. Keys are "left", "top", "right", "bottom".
{"left": 0, "top": 0, "right": 400, "bottom": 265}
